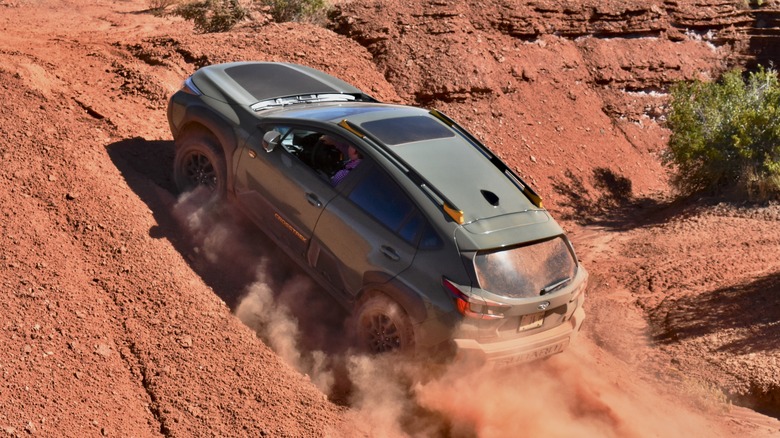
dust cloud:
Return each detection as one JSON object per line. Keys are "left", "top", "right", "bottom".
{"left": 234, "top": 267, "right": 337, "bottom": 393}
{"left": 413, "top": 343, "right": 722, "bottom": 437}
{"left": 173, "top": 190, "right": 724, "bottom": 437}
{"left": 333, "top": 342, "right": 721, "bottom": 437}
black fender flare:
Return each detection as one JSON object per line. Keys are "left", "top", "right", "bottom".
{"left": 358, "top": 271, "right": 428, "bottom": 325}
{"left": 173, "top": 105, "right": 240, "bottom": 191}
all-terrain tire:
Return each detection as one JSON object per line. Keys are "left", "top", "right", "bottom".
{"left": 355, "top": 294, "right": 415, "bottom": 354}
{"left": 173, "top": 130, "right": 227, "bottom": 196}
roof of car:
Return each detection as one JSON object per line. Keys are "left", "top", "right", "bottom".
{"left": 272, "top": 103, "right": 542, "bottom": 227}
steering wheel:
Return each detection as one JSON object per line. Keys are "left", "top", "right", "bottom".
{"left": 309, "top": 140, "right": 342, "bottom": 176}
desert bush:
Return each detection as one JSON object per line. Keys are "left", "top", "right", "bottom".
{"left": 260, "top": 0, "right": 328, "bottom": 23}
{"left": 665, "top": 66, "right": 780, "bottom": 199}
{"left": 174, "top": 0, "right": 247, "bottom": 33}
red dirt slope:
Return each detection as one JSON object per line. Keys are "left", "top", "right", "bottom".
{"left": 0, "top": 0, "right": 779, "bottom": 436}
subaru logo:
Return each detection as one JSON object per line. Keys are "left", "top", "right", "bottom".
{"left": 537, "top": 301, "right": 550, "bottom": 310}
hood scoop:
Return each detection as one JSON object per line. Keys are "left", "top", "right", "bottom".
{"left": 481, "top": 189, "right": 500, "bottom": 206}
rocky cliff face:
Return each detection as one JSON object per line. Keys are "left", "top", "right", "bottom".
{"left": 745, "top": 6, "right": 780, "bottom": 67}
{"left": 329, "top": 0, "right": 780, "bottom": 212}
{"left": 332, "top": 0, "right": 777, "bottom": 91}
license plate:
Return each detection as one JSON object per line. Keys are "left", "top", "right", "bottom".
{"left": 492, "top": 340, "right": 568, "bottom": 369}
{"left": 518, "top": 311, "right": 545, "bottom": 332}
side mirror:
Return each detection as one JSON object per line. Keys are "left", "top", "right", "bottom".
{"left": 262, "top": 130, "right": 281, "bottom": 153}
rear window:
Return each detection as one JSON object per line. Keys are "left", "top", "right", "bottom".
{"left": 474, "top": 237, "right": 576, "bottom": 299}
{"left": 359, "top": 115, "right": 455, "bottom": 145}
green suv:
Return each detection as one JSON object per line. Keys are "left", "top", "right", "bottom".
{"left": 167, "top": 62, "right": 587, "bottom": 367}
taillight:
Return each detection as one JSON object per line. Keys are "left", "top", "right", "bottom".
{"left": 442, "top": 277, "right": 509, "bottom": 320}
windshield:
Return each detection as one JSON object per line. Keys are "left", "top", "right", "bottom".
{"left": 474, "top": 236, "right": 577, "bottom": 299}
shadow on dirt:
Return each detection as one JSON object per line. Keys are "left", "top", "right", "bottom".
{"left": 650, "top": 271, "right": 780, "bottom": 353}
{"left": 649, "top": 271, "right": 780, "bottom": 418}
{"left": 552, "top": 167, "right": 670, "bottom": 229}
{"left": 105, "top": 137, "right": 177, "bottom": 194}
{"left": 550, "top": 167, "right": 755, "bottom": 231}
{"left": 105, "top": 137, "right": 251, "bottom": 305}
{"left": 105, "top": 137, "right": 351, "bottom": 353}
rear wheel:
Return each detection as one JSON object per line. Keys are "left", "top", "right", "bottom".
{"left": 173, "top": 131, "right": 227, "bottom": 196}
{"left": 355, "top": 294, "right": 415, "bottom": 354}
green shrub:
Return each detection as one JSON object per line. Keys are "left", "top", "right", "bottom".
{"left": 174, "top": 0, "right": 247, "bottom": 33}
{"left": 261, "top": 0, "right": 328, "bottom": 23}
{"left": 665, "top": 66, "right": 780, "bottom": 199}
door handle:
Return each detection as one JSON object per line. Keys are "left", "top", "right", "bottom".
{"left": 305, "top": 193, "right": 322, "bottom": 208}
{"left": 380, "top": 245, "right": 400, "bottom": 261}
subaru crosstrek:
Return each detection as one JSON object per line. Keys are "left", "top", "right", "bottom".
{"left": 166, "top": 61, "right": 587, "bottom": 367}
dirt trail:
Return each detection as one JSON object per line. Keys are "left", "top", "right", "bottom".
{"left": 0, "top": 0, "right": 779, "bottom": 436}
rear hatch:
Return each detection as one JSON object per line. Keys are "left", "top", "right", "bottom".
{"left": 454, "top": 235, "right": 585, "bottom": 341}
{"left": 346, "top": 108, "right": 586, "bottom": 343}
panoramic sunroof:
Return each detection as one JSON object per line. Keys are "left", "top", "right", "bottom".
{"left": 359, "top": 115, "right": 455, "bottom": 145}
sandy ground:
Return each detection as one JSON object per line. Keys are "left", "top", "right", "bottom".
{"left": 0, "top": 0, "right": 778, "bottom": 436}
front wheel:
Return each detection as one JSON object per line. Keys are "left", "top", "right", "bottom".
{"left": 173, "top": 131, "right": 227, "bottom": 196}
{"left": 355, "top": 294, "right": 415, "bottom": 354}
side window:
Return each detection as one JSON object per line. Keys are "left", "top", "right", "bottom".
{"left": 272, "top": 127, "right": 361, "bottom": 184}
{"left": 348, "top": 168, "right": 428, "bottom": 245}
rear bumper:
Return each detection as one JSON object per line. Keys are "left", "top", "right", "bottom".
{"left": 452, "top": 295, "right": 585, "bottom": 368}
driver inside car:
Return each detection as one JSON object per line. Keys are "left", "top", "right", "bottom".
{"left": 331, "top": 144, "right": 363, "bottom": 186}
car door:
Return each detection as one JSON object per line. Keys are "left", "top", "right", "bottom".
{"left": 233, "top": 126, "right": 341, "bottom": 259}
{"left": 309, "top": 161, "right": 421, "bottom": 302}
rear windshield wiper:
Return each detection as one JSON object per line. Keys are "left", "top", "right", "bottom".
{"left": 540, "top": 277, "right": 571, "bottom": 295}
